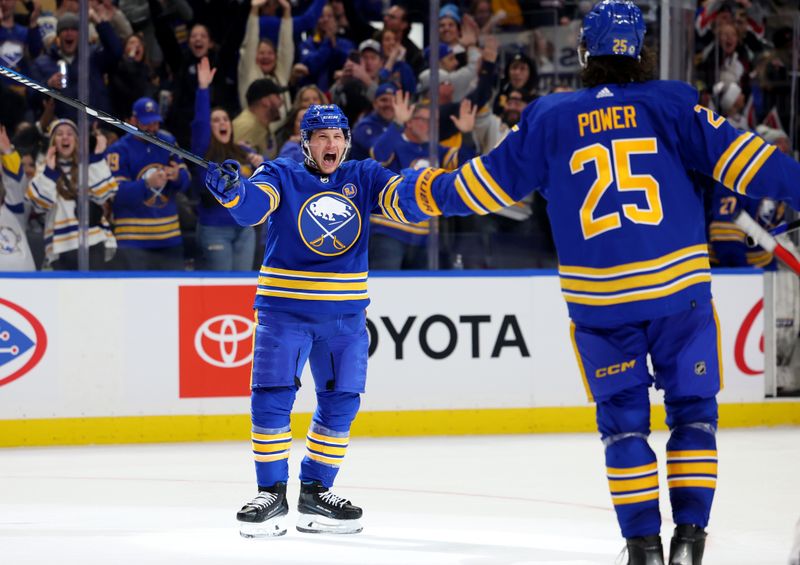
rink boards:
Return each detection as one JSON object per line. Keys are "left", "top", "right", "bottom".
{"left": 0, "top": 270, "right": 797, "bottom": 446}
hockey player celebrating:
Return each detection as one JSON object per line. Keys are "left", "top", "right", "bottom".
{"left": 382, "top": 1, "right": 800, "bottom": 563}
{"left": 204, "top": 104, "right": 422, "bottom": 538}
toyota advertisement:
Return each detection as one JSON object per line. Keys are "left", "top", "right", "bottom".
{"left": 0, "top": 272, "right": 766, "bottom": 420}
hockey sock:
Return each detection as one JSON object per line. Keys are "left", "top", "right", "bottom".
{"left": 665, "top": 397, "right": 718, "bottom": 528}
{"left": 251, "top": 386, "right": 297, "bottom": 487}
{"left": 300, "top": 391, "right": 360, "bottom": 487}
{"left": 597, "top": 385, "right": 660, "bottom": 539}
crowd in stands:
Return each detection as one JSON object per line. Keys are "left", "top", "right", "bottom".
{"left": 0, "top": 0, "right": 797, "bottom": 273}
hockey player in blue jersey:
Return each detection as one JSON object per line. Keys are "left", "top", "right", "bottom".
{"left": 386, "top": 1, "right": 800, "bottom": 563}
{"left": 204, "top": 104, "right": 422, "bottom": 538}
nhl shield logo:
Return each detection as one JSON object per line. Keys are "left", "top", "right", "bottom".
{"left": 298, "top": 192, "right": 361, "bottom": 256}
{"left": 342, "top": 183, "right": 357, "bottom": 198}
{"left": 694, "top": 361, "right": 707, "bottom": 376}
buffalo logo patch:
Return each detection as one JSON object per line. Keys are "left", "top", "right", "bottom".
{"left": 298, "top": 192, "right": 361, "bottom": 256}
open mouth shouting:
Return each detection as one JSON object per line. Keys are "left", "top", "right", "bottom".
{"left": 322, "top": 152, "right": 338, "bottom": 168}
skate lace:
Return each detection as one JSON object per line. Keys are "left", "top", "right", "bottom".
{"left": 249, "top": 491, "right": 278, "bottom": 510}
{"left": 319, "top": 490, "right": 349, "bottom": 507}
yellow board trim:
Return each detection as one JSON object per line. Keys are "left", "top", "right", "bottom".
{"left": 1, "top": 402, "right": 799, "bottom": 447}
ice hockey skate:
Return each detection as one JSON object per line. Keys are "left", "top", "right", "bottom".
{"left": 621, "top": 535, "right": 665, "bottom": 565}
{"left": 668, "top": 524, "right": 706, "bottom": 564}
{"left": 237, "top": 482, "right": 289, "bottom": 538}
{"left": 296, "top": 481, "right": 363, "bottom": 534}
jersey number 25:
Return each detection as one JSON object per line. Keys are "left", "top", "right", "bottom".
{"left": 570, "top": 137, "right": 663, "bottom": 240}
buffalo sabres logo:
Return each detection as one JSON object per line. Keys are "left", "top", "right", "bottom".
{"left": 342, "top": 183, "right": 357, "bottom": 198}
{"left": 298, "top": 192, "right": 361, "bottom": 256}
{"left": 140, "top": 164, "right": 169, "bottom": 208}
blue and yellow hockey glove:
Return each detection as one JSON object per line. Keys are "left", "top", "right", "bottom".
{"left": 205, "top": 159, "right": 242, "bottom": 206}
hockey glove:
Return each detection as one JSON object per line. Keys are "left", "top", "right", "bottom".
{"left": 205, "top": 159, "right": 242, "bottom": 206}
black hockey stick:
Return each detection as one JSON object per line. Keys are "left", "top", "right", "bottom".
{"left": 0, "top": 63, "right": 210, "bottom": 169}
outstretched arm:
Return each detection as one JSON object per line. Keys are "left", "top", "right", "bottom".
{"left": 205, "top": 159, "right": 281, "bottom": 226}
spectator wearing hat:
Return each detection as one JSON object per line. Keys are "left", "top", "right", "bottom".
{"left": 379, "top": 4, "right": 423, "bottom": 76}
{"left": 438, "top": 3, "right": 462, "bottom": 49}
{"left": 295, "top": 3, "right": 354, "bottom": 92}
{"left": 233, "top": 77, "right": 286, "bottom": 160}
{"left": 329, "top": 38, "right": 382, "bottom": 126}
{"left": 30, "top": 10, "right": 122, "bottom": 122}
{"left": 106, "top": 97, "right": 190, "bottom": 271}
{"left": 494, "top": 51, "right": 537, "bottom": 115}
{"left": 712, "top": 80, "right": 747, "bottom": 130}
{"left": 25, "top": 118, "right": 117, "bottom": 270}
{"left": 350, "top": 82, "right": 396, "bottom": 161}
{"left": 377, "top": 28, "right": 415, "bottom": 95}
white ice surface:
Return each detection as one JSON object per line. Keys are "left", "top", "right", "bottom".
{"left": 1, "top": 429, "right": 798, "bottom": 564}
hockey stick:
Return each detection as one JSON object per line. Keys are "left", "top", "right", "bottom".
{"left": 0, "top": 63, "right": 210, "bottom": 169}
{"left": 734, "top": 209, "right": 800, "bottom": 275}
{"left": 770, "top": 218, "right": 800, "bottom": 237}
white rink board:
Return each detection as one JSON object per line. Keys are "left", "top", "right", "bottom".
{"left": 0, "top": 272, "right": 764, "bottom": 419}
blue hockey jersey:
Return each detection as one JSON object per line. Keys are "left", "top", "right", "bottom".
{"left": 395, "top": 80, "right": 800, "bottom": 326}
{"left": 217, "top": 157, "right": 411, "bottom": 314}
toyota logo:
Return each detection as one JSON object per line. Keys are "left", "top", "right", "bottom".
{"left": 194, "top": 314, "right": 253, "bottom": 368}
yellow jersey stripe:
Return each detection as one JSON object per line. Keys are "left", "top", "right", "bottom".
{"left": 252, "top": 431, "right": 292, "bottom": 442}
{"left": 607, "top": 462, "right": 658, "bottom": 476}
{"left": 455, "top": 176, "right": 489, "bottom": 215}
{"left": 306, "top": 452, "right": 343, "bottom": 466}
{"left": 252, "top": 441, "right": 291, "bottom": 453}
{"left": 256, "top": 289, "right": 368, "bottom": 301}
{"left": 473, "top": 157, "right": 514, "bottom": 207}
{"left": 260, "top": 267, "right": 368, "bottom": 280}
{"left": 570, "top": 322, "right": 594, "bottom": 402}
{"left": 114, "top": 221, "right": 181, "bottom": 234}
{"left": 667, "top": 479, "right": 717, "bottom": 489}
{"left": 737, "top": 144, "right": 776, "bottom": 195}
{"left": 667, "top": 462, "right": 717, "bottom": 475}
{"left": 306, "top": 440, "right": 347, "bottom": 457}
{"left": 723, "top": 136, "right": 764, "bottom": 189}
{"left": 667, "top": 450, "right": 718, "bottom": 459}
{"left": 258, "top": 277, "right": 367, "bottom": 291}
{"left": 611, "top": 490, "right": 659, "bottom": 505}
{"left": 559, "top": 245, "right": 708, "bottom": 278}
{"left": 608, "top": 475, "right": 659, "bottom": 493}
{"left": 560, "top": 257, "right": 709, "bottom": 293}
{"left": 563, "top": 272, "right": 711, "bottom": 306}
{"left": 115, "top": 215, "right": 180, "bottom": 226}
{"left": 307, "top": 430, "right": 349, "bottom": 445}
{"left": 222, "top": 195, "right": 240, "bottom": 208}
{"left": 115, "top": 230, "right": 182, "bottom": 241}
{"left": 370, "top": 215, "right": 430, "bottom": 235}
{"left": 381, "top": 177, "right": 403, "bottom": 223}
{"left": 254, "top": 452, "right": 290, "bottom": 462}
{"left": 461, "top": 161, "right": 504, "bottom": 212}
{"left": 391, "top": 187, "right": 410, "bottom": 224}
{"left": 713, "top": 132, "right": 752, "bottom": 182}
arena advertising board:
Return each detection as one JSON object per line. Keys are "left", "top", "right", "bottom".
{"left": 0, "top": 273, "right": 765, "bottom": 419}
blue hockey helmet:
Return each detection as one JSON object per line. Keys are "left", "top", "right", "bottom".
{"left": 579, "top": 0, "right": 645, "bottom": 65}
{"left": 300, "top": 104, "right": 351, "bottom": 170}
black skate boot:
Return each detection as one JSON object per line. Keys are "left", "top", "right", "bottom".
{"left": 668, "top": 524, "right": 706, "bottom": 564}
{"left": 236, "top": 482, "right": 289, "bottom": 538}
{"left": 296, "top": 480, "right": 363, "bottom": 534}
{"left": 625, "top": 535, "right": 665, "bottom": 565}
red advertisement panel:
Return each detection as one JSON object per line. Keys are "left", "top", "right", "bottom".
{"left": 179, "top": 285, "right": 255, "bottom": 398}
